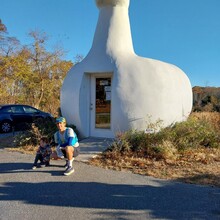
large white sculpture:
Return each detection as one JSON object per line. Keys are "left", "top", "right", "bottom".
{"left": 61, "top": 0, "right": 192, "bottom": 138}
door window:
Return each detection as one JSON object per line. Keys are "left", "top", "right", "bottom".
{"left": 95, "top": 78, "right": 111, "bottom": 129}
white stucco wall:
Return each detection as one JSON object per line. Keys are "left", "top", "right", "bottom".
{"left": 61, "top": 0, "right": 192, "bottom": 138}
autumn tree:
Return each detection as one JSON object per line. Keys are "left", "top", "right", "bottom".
{"left": 23, "top": 30, "right": 72, "bottom": 113}
{"left": 0, "top": 28, "right": 73, "bottom": 116}
{"left": 0, "top": 19, "right": 7, "bottom": 41}
{"left": 0, "top": 20, "right": 22, "bottom": 103}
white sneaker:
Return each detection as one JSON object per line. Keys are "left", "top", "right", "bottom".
{"left": 64, "top": 166, "right": 75, "bottom": 176}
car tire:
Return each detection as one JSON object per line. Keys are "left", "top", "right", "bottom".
{"left": 1, "top": 120, "right": 12, "bottom": 133}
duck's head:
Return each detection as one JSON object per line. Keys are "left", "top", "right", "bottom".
{"left": 95, "top": 0, "right": 129, "bottom": 8}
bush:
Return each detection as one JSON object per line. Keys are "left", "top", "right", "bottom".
{"left": 14, "top": 118, "right": 57, "bottom": 147}
{"left": 168, "top": 116, "right": 220, "bottom": 150}
{"left": 108, "top": 129, "right": 172, "bottom": 160}
{"left": 108, "top": 113, "right": 220, "bottom": 160}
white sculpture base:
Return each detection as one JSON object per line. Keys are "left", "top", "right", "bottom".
{"left": 61, "top": 0, "right": 192, "bottom": 138}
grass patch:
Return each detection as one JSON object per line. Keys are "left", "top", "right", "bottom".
{"left": 90, "top": 112, "right": 220, "bottom": 187}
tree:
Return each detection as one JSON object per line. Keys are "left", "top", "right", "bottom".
{"left": 0, "top": 29, "right": 73, "bottom": 116}
{"left": 0, "top": 19, "right": 7, "bottom": 40}
{"left": 12, "top": 30, "right": 73, "bottom": 115}
{"left": 0, "top": 20, "right": 22, "bottom": 103}
{"left": 25, "top": 30, "right": 72, "bottom": 113}
{"left": 0, "top": 20, "right": 20, "bottom": 56}
{"left": 0, "top": 49, "right": 32, "bottom": 104}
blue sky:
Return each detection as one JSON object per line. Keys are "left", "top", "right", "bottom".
{"left": 1, "top": 0, "right": 220, "bottom": 87}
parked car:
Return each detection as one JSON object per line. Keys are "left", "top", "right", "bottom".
{"left": 0, "top": 104, "right": 53, "bottom": 133}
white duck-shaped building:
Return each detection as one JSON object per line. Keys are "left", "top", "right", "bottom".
{"left": 61, "top": 0, "right": 192, "bottom": 138}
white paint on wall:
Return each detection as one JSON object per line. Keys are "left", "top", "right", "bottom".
{"left": 61, "top": 0, "right": 192, "bottom": 138}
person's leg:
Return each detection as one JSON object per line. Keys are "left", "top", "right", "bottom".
{"left": 64, "top": 146, "right": 75, "bottom": 176}
{"left": 39, "top": 154, "right": 44, "bottom": 163}
{"left": 43, "top": 156, "right": 50, "bottom": 166}
{"left": 73, "top": 147, "right": 80, "bottom": 158}
{"left": 38, "top": 154, "right": 47, "bottom": 167}
{"left": 33, "top": 153, "right": 40, "bottom": 166}
{"left": 61, "top": 149, "right": 68, "bottom": 168}
{"left": 65, "top": 146, "right": 74, "bottom": 167}
{"left": 32, "top": 153, "right": 42, "bottom": 169}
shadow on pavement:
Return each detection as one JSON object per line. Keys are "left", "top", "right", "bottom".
{"left": 0, "top": 162, "right": 67, "bottom": 176}
{"left": 0, "top": 162, "right": 31, "bottom": 172}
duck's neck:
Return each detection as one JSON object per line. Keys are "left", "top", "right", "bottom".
{"left": 90, "top": 2, "right": 135, "bottom": 58}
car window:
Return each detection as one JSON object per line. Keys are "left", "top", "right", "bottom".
{"left": 0, "top": 106, "right": 12, "bottom": 113}
{"left": 11, "top": 106, "right": 25, "bottom": 113}
{"left": 23, "top": 106, "right": 38, "bottom": 114}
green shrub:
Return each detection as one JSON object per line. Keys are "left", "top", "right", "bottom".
{"left": 169, "top": 116, "right": 220, "bottom": 150}
{"left": 109, "top": 114, "right": 220, "bottom": 160}
{"left": 108, "top": 129, "right": 171, "bottom": 159}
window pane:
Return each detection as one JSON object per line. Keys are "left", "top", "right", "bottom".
{"left": 95, "top": 78, "right": 111, "bottom": 129}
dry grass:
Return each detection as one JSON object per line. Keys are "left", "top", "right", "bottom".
{"left": 89, "top": 112, "right": 220, "bottom": 188}
{"left": 90, "top": 148, "right": 220, "bottom": 187}
{"left": 191, "top": 111, "right": 220, "bottom": 130}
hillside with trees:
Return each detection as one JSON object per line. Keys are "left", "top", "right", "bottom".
{"left": 193, "top": 86, "right": 220, "bottom": 112}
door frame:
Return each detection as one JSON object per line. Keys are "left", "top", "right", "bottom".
{"left": 89, "top": 73, "right": 113, "bottom": 138}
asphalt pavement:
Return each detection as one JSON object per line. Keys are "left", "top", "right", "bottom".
{"left": 75, "top": 137, "right": 113, "bottom": 162}
{"left": 0, "top": 137, "right": 220, "bottom": 220}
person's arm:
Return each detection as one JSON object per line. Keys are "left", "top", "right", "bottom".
{"left": 60, "top": 128, "right": 78, "bottom": 147}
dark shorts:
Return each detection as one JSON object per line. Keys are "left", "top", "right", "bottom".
{"left": 61, "top": 146, "right": 80, "bottom": 158}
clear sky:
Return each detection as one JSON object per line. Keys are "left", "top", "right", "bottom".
{"left": 1, "top": 0, "right": 220, "bottom": 87}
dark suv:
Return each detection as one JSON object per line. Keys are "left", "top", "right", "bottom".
{"left": 0, "top": 104, "right": 53, "bottom": 133}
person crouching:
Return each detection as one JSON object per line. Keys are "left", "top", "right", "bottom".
{"left": 52, "top": 117, "right": 79, "bottom": 176}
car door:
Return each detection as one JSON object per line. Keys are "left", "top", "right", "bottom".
{"left": 11, "top": 105, "right": 30, "bottom": 124}
{"left": 23, "top": 106, "right": 41, "bottom": 122}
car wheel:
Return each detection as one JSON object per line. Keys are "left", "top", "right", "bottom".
{"left": 1, "top": 120, "right": 12, "bottom": 133}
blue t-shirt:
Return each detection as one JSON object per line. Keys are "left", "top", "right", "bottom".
{"left": 54, "top": 127, "right": 78, "bottom": 147}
